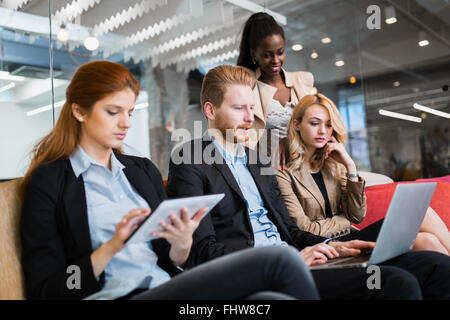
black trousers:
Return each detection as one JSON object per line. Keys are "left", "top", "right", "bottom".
{"left": 131, "top": 246, "right": 320, "bottom": 300}
{"left": 129, "top": 220, "right": 450, "bottom": 300}
{"left": 338, "top": 218, "right": 385, "bottom": 242}
{"left": 312, "top": 219, "right": 450, "bottom": 300}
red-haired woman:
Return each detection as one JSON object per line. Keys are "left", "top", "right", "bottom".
{"left": 19, "top": 60, "right": 319, "bottom": 300}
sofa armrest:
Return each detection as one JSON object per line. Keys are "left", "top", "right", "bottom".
{"left": 359, "top": 171, "right": 393, "bottom": 187}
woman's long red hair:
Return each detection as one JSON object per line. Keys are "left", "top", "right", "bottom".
{"left": 20, "top": 60, "right": 140, "bottom": 197}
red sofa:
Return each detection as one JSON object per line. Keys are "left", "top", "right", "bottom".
{"left": 354, "top": 175, "right": 450, "bottom": 230}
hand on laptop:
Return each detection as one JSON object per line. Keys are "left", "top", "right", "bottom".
{"left": 300, "top": 243, "right": 340, "bottom": 266}
{"left": 328, "top": 240, "right": 376, "bottom": 257}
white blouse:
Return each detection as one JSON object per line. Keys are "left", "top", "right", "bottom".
{"left": 265, "top": 98, "right": 295, "bottom": 139}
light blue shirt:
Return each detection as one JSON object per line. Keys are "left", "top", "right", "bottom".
{"left": 211, "top": 138, "right": 287, "bottom": 248}
{"left": 69, "top": 147, "right": 171, "bottom": 300}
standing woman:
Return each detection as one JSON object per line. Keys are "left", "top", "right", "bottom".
{"left": 237, "top": 12, "right": 315, "bottom": 167}
{"left": 276, "top": 93, "right": 450, "bottom": 255}
{"left": 19, "top": 60, "right": 320, "bottom": 300}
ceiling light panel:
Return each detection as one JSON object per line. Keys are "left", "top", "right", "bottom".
{"left": 0, "top": 71, "right": 25, "bottom": 82}
{"left": 413, "top": 103, "right": 450, "bottom": 118}
{"left": 224, "top": 0, "right": 286, "bottom": 25}
{"left": 0, "top": 0, "right": 32, "bottom": 11}
{"left": 178, "top": 49, "right": 239, "bottom": 73}
{"left": 102, "top": 0, "right": 203, "bottom": 57}
{"left": 93, "top": 0, "right": 168, "bottom": 36}
{"left": 104, "top": 0, "right": 202, "bottom": 38}
{"left": 159, "top": 35, "right": 237, "bottom": 68}
{"left": 0, "top": 82, "right": 15, "bottom": 93}
{"left": 106, "top": 1, "right": 231, "bottom": 61}
{"left": 379, "top": 109, "right": 422, "bottom": 123}
{"left": 52, "top": 0, "right": 102, "bottom": 24}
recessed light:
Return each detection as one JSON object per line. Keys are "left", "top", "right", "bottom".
{"left": 57, "top": 24, "right": 69, "bottom": 42}
{"left": 393, "top": 81, "right": 400, "bottom": 87}
{"left": 418, "top": 31, "right": 429, "bottom": 47}
{"left": 292, "top": 44, "right": 303, "bottom": 51}
{"left": 385, "top": 6, "right": 397, "bottom": 24}
{"left": 84, "top": 35, "right": 99, "bottom": 51}
{"left": 385, "top": 17, "right": 397, "bottom": 24}
{"left": 335, "top": 53, "right": 344, "bottom": 67}
{"left": 321, "top": 37, "right": 331, "bottom": 44}
{"left": 311, "top": 50, "right": 318, "bottom": 59}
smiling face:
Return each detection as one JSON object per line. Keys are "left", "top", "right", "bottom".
{"left": 294, "top": 104, "right": 334, "bottom": 151}
{"left": 73, "top": 88, "right": 136, "bottom": 154}
{"left": 251, "top": 34, "right": 285, "bottom": 77}
{"left": 206, "top": 84, "right": 255, "bottom": 144}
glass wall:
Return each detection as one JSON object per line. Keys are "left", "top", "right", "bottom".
{"left": 1, "top": 0, "right": 449, "bottom": 181}
{"left": 0, "top": 2, "right": 55, "bottom": 180}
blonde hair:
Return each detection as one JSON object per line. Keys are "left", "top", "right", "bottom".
{"left": 287, "top": 93, "right": 347, "bottom": 175}
{"left": 200, "top": 65, "right": 256, "bottom": 111}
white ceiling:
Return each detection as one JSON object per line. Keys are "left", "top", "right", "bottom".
{"left": 1, "top": 0, "right": 448, "bottom": 77}
{"left": 1, "top": 0, "right": 449, "bottom": 125}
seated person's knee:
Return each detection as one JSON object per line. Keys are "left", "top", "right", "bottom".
{"left": 413, "top": 232, "right": 442, "bottom": 252}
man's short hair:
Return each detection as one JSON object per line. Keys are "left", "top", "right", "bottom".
{"left": 200, "top": 65, "right": 256, "bottom": 111}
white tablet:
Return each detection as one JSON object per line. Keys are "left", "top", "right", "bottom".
{"left": 125, "top": 194, "right": 225, "bottom": 244}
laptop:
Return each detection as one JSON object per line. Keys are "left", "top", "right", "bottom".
{"left": 309, "top": 182, "right": 437, "bottom": 270}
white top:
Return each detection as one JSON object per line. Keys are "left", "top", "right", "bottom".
{"left": 265, "top": 98, "right": 295, "bottom": 139}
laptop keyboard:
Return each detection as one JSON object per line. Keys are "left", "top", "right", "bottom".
{"left": 325, "top": 254, "right": 371, "bottom": 266}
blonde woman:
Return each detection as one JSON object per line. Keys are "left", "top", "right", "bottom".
{"left": 19, "top": 61, "right": 321, "bottom": 300}
{"left": 276, "top": 93, "right": 450, "bottom": 255}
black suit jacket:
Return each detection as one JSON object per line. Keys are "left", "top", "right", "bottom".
{"left": 20, "top": 153, "right": 181, "bottom": 300}
{"left": 167, "top": 138, "right": 327, "bottom": 268}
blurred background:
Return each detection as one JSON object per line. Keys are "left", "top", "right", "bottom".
{"left": 0, "top": 0, "right": 449, "bottom": 180}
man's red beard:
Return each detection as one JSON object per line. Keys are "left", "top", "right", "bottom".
{"left": 214, "top": 118, "right": 253, "bottom": 143}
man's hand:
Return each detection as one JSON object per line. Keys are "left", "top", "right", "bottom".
{"left": 328, "top": 240, "right": 376, "bottom": 257}
{"left": 300, "top": 243, "right": 340, "bottom": 267}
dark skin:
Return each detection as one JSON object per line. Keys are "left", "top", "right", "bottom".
{"left": 250, "top": 33, "right": 290, "bottom": 169}
{"left": 250, "top": 34, "right": 291, "bottom": 106}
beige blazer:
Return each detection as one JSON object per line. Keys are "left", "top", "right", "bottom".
{"left": 276, "top": 164, "right": 367, "bottom": 239}
{"left": 246, "top": 68, "right": 315, "bottom": 149}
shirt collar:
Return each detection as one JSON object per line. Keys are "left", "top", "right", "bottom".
{"left": 69, "top": 146, "right": 125, "bottom": 178}
{"left": 210, "top": 135, "right": 247, "bottom": 164}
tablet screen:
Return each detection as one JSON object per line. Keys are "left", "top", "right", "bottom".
{"left": 125, "top": 193, "right": 224, "bottom": 244}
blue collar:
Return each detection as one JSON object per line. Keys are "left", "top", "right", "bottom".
{"left": 210, "top": 135, "right": 247, "bottom": 164}
{"left": 70, "top": 147, "right": 125, "bottom": 178}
